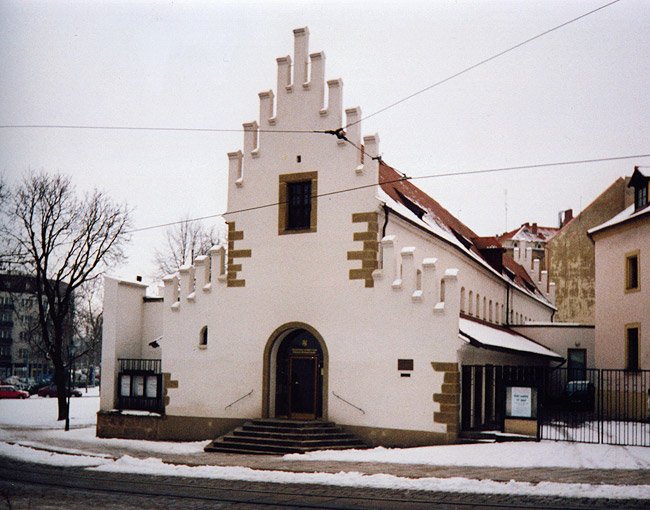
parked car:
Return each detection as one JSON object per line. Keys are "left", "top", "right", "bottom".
{"left": 562, "top": 380, "right": 595, "bottom": 412}
{"left": 0, "top": 385, "right": 30, "bottom": 399}
{"left": 37, "top": 384, "right": 82, "bottom": 398}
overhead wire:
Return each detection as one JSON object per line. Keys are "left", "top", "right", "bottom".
{"left": 0, "top": 124, "right": 326, "bottom": 135}
{"left": 345, "top": 0, "right": 621, "bottom": 129}
{"left": 125, "top": 152, "right": 650, "bottom": 234}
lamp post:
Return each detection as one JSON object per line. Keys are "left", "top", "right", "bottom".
{"left": 64, "top": 339, "right": 77, "bottom": 432}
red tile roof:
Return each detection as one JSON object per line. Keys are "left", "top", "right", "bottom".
{"left": 378, "top": 161, "right": 546, "bottom": 300}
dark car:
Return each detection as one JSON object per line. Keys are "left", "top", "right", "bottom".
{"left": 0, "top": 384, "right": 30, "bottom": 399}
{"left": 562, "top": 380, "right": 595, "bottom": 412}
{"left": 37, "top": 384, "right": 82, "bottom": 398}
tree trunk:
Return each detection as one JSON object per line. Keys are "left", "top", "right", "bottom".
{"left": 53, "top": 357, "right": 68, "bottom": 421}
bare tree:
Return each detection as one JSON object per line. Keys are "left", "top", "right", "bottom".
{"left": 152, "top": 215, "right": 223, "bottom": 278}
{"left": 1, "top": 172, "right": 130, "bottom": 421}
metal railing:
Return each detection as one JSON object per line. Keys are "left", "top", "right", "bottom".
{"left": 118, "top": 358, "right": 161, "bottom": 373}
{"left": 225, "top": 390, "right": 253, "bottom": 410}
{"left": 332, "top": 391, "right": 365, "bottom": 414}
{"left": 462, "top": 364, "right": 650, "bottom": 447}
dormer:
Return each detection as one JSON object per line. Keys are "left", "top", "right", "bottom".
{"left": 629, "top": 166, "right": 649, "bottom": 212}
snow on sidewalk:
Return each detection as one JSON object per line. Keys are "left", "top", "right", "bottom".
{"left": 1, "top": 393, "right": 650, "bottom": 499}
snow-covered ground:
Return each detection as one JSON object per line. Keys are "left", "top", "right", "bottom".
{"left": 1, "top": 392, "right": 649, "bottom": 499}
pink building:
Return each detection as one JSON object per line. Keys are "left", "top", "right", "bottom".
{"left": 589, "top": 167, "right": 650, "bottom": 370}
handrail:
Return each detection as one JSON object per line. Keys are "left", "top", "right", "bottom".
{"left": 332, "top": 391, "right": 365, "bottom": 414}
{"left": 225, "top": 389, "right": 253, "bottom": 410}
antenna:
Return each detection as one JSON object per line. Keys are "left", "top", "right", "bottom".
{"left": 504, "top": 189, "right": 508, "bottom": 232}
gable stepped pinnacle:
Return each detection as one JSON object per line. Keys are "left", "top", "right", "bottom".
{"left": 374, "top": 234, "right": 460, "bottom": 316}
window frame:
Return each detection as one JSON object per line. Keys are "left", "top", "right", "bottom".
{"left": 625, "top": 250, "right": 640, "bottom": 293}
{"left": 199, "top": 325, "right": 208, "bottom": 348}
{"left": 625, "top": 324, "right": 640, "bottom": 372}
{"left": 635, "top": 184, "right": 648, "bottom": 211}
{"left": 278, "top": 172, "right": 318, "bottom": 235}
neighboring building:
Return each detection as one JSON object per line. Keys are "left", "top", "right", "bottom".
{"left": 545, "top": 178, "right": 634, "bottom": 323}
{"left": 99, "top": 28, "right": 560, "bottom": 447}
{"left": 590, "top": 167, "right": 650, "bottom": 370}
{"left": 0, "top": 273, "right": 51, "bottom": 381}
{"left": 498, "top": 222, "right": 559, "bottom": 269}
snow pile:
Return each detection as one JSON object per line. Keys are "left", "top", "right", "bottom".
{"left": 285, "top": 441, "right": 650, "bottom": 470}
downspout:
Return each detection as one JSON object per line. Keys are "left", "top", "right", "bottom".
{"left": 505, "top": 282, "right": 511, "bottom": 326}
{"left": 382, "top": 203, "right": 390, "bottom": 238}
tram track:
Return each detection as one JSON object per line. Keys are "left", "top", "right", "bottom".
{"left": 0, "top": 455, "right": 644, "bottom": 510}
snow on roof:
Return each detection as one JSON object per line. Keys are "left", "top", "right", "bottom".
{"left": 459, "top": 317, "right": 563, "bottom": 360}
{"left": 376, "top": 162, "right": 552, "bottom": 308}
{"left": 588, "top": 203, "right": 650, "bottom": 236}
{"left": 499, "top": 224, "right": 559, "bottom": 243}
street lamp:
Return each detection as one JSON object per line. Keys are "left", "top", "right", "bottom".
{"left": 64, "top": 339, "right": 77, "bottom": 432}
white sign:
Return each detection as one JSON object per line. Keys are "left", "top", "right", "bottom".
{"left": 120, "top": 375, "right": 131, "bottom": 397}
{"left": 509, "top": 386, "right": 532, "bottom": 418}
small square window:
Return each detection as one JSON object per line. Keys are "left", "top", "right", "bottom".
{"left": 278, "top": 172, "right": 318, "bottom": 235}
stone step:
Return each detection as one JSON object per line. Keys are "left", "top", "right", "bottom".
{"left": 204, "top": 437, "right": 366, "bottom": 455}
{"left": 223, "top": 434, "right": 365, "bottom": 449}
{"left": 204, "top": 419, "right": 368, "bottom": 455}
{"left": 234, "top": 429, "right": 355, "bottom": 441}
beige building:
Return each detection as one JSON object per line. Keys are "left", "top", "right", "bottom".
{"left": 545, "top": 178, "right": 634, "bottom": 324}
{"left": 590, "top": 167, "right": 649, "bottom": 370}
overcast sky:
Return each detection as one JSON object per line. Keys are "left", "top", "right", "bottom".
{"left": 1, "top": 0, "right": 648, "bottom": 281}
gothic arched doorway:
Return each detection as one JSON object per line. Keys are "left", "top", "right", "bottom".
{"left": 263, "top": 324, "right": 327, "bottom": 420}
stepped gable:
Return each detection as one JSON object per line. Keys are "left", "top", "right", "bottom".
{"left": 378, "top": 161, "right": 545, "bottom": 300}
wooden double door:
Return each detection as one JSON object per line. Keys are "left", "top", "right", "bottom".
{"left": 275, "top": 330, "right": 323, "bottom": 420}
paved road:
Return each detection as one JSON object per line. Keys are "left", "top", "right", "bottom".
{"left": 1, "top": 456, "right": 647, "bottom": 509}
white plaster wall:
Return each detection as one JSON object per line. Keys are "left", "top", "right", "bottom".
{"left": 512, "top": 325, "right": 595, "bottom": 367}
{"left": 100, "top": 277, "right": 148, "bottom": 412}
{"left": 385, "top": 214, "right": 553, "bottom": 326}
{"left": 593, "top": 218, "right": 650, "bottom": 369}
{"left": 103, "top": 28, "right": 554, "bottom": 436}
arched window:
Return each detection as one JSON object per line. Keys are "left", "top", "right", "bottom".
{"left": 440, "top": 279, "right": 446, "bottom": 302}
{"left": 483, "top": 297, "right": 487, "bottom": 320}
{"left": 468, "top": 291, "right": 474, "bottom": 316}
{"left": 476, "top": 294, "right": 480, "bottom": 319}
{"left": 460, "top": 287, "right": 466, "bottom": 313}
{"left": 489, "top": 300, "right": 493, "bottom": 322}
{"left": 199, "top": 326, "right": 208, "bottom": 346}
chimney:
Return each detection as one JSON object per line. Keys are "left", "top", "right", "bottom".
{"left": 532, "top": 223, "right": 538, "bottom": 235}
{"left": 560, "top": 209, "right": 573, "bottom": 228}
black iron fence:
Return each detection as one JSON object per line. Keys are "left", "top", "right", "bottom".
{"left": 462, "top": 365, "right": 650, "bottom": 447}
{"left": 117, "top": 358, "right": 164, "bottom": 414}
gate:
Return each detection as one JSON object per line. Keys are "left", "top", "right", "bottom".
{"left": 461, "top": 365, "right": 650, "bottom": 447}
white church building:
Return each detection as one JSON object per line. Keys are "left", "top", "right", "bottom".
{"left": 98, "top": 28, "right": 561, "bottom": 448}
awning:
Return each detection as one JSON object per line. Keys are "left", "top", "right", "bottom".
{"left": 459, "top": 317, "right": 563, "bottom": 361}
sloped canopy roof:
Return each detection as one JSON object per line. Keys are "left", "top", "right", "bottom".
{"left": 459, "top": 316, "right": 563, "bottom": 361}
